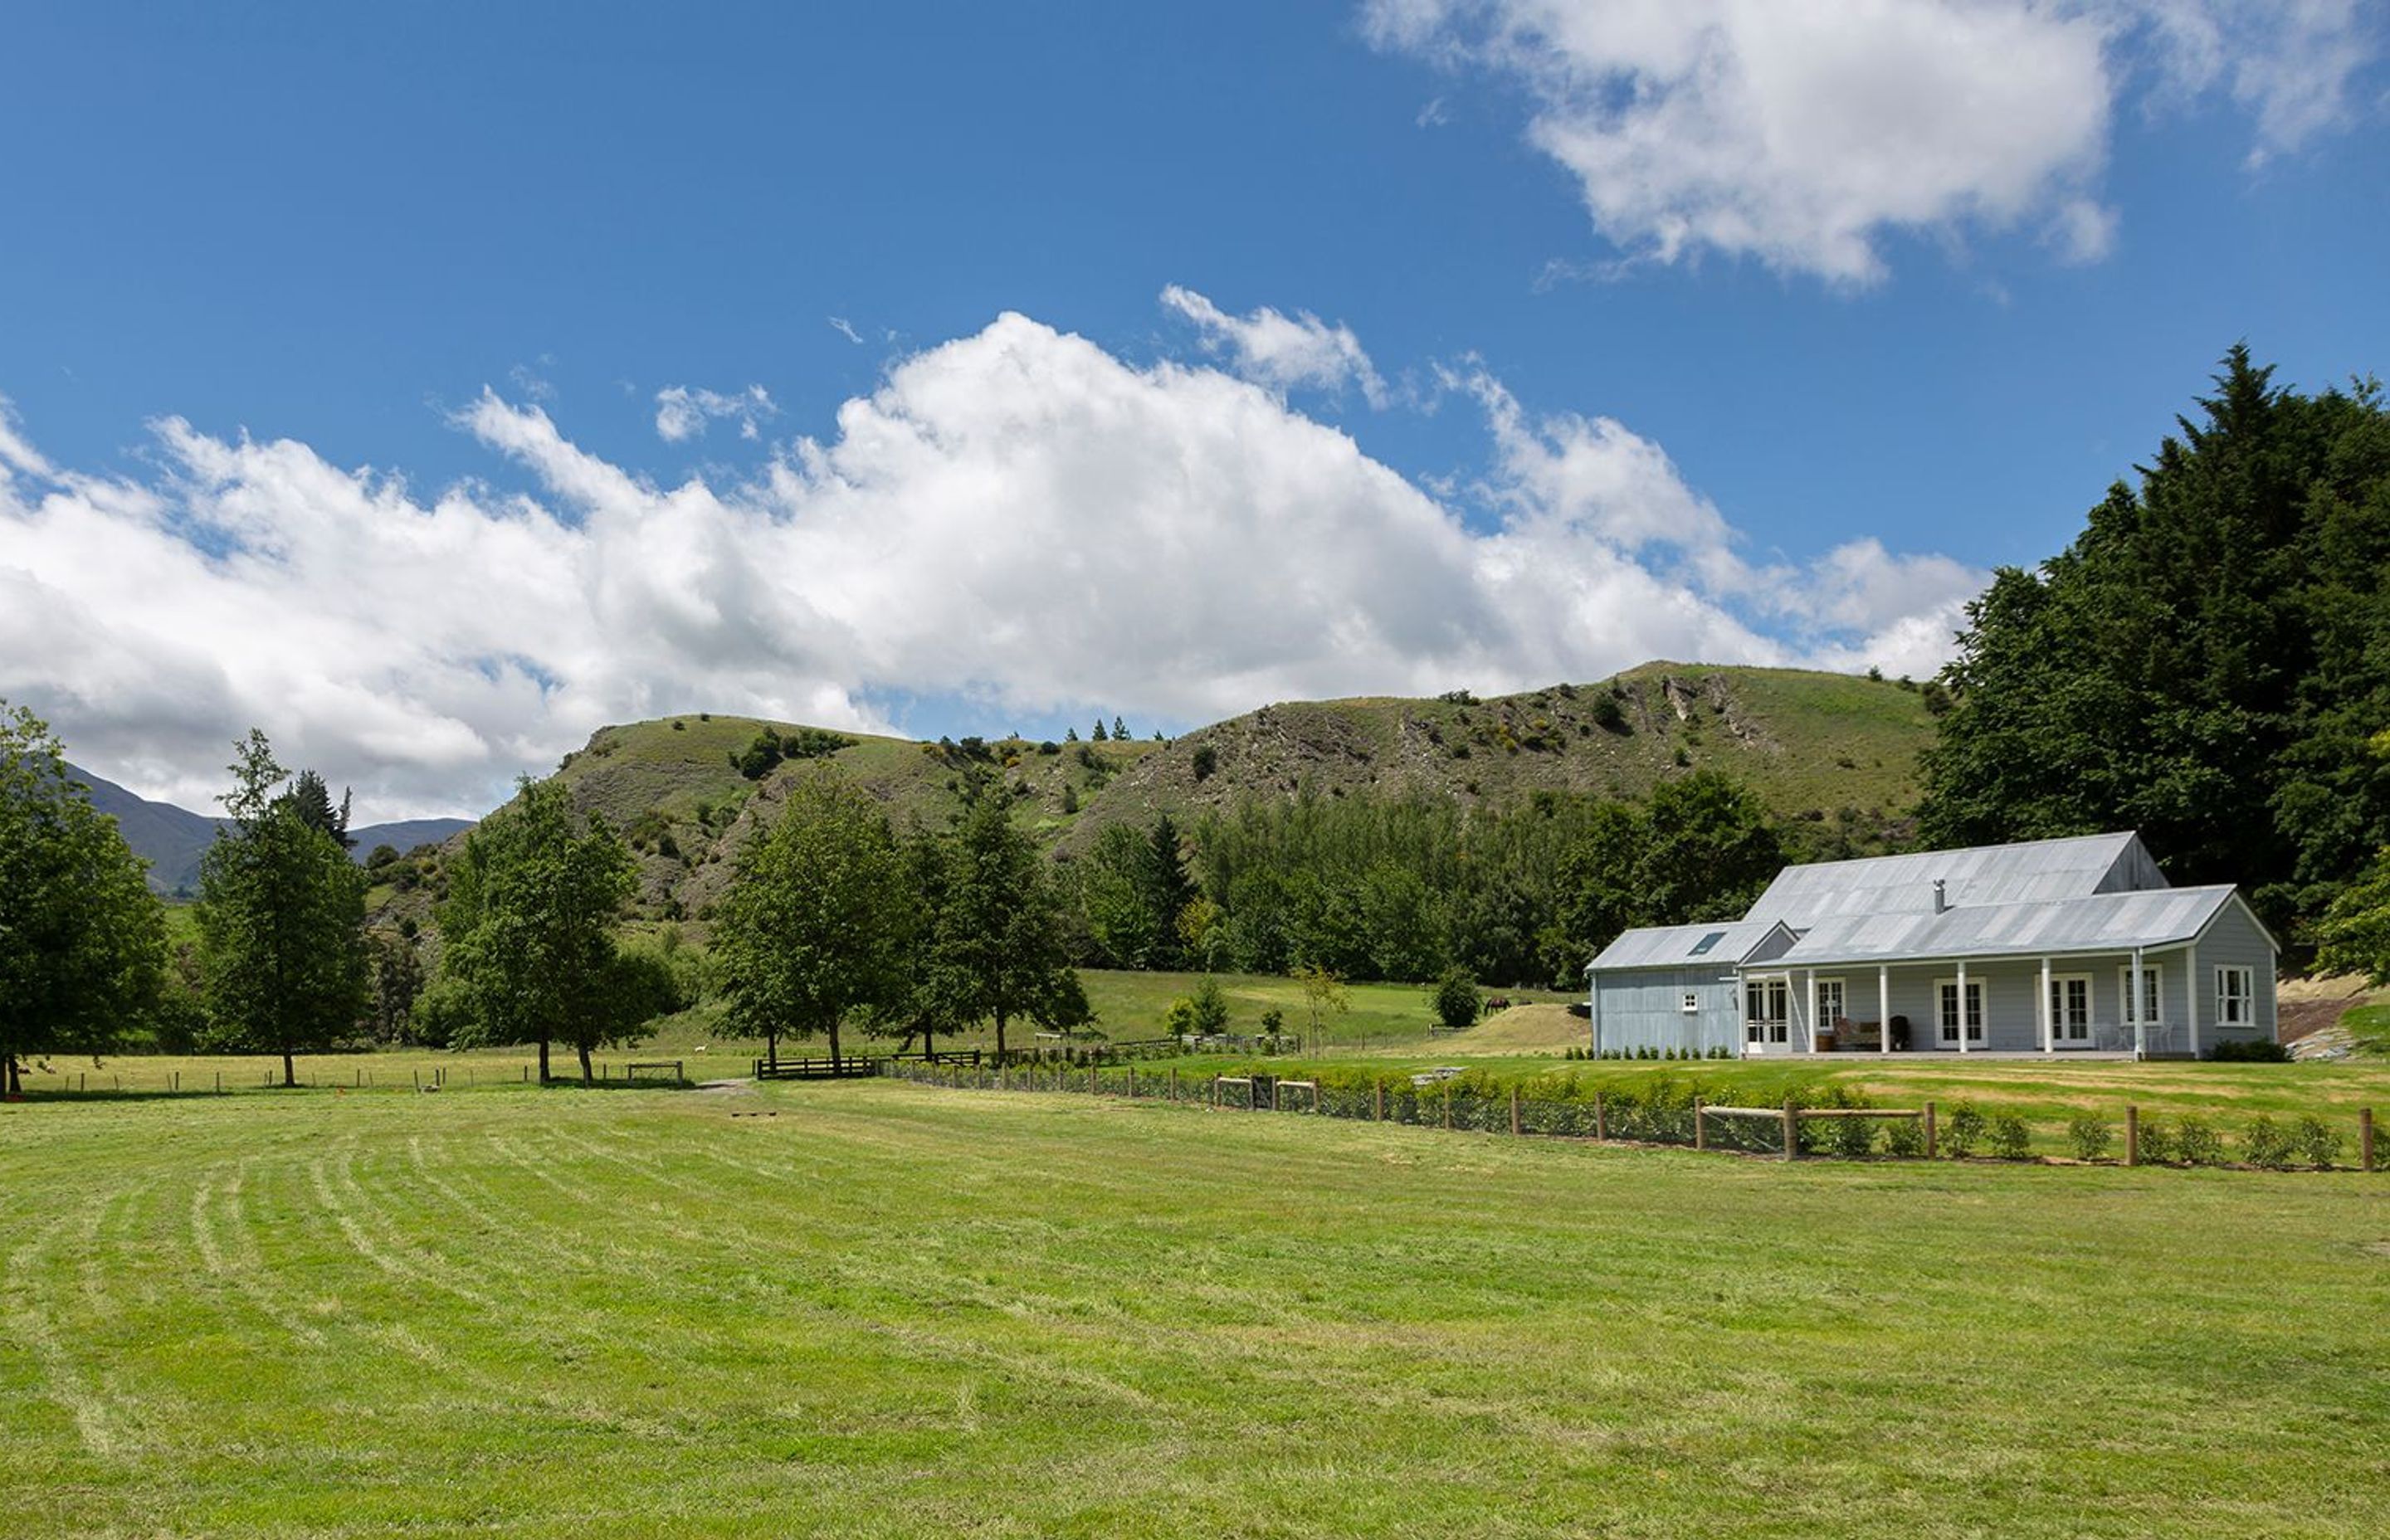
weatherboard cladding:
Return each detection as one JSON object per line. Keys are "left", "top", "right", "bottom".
{"left": 1769, "top": 885, "right": 2239, "bottom": 968}
{"left": 1738, "top": 831, "right": 2162, "bottom": 928}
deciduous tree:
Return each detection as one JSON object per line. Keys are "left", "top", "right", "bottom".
{"left": 715, "top": 774, "right": 911, "bottom": 1068}
{"left": 0, "top": 704, "right": 166, "bottom": 1094}
{"left": 195, "top": 731, "right": 368, "bottom": 1086}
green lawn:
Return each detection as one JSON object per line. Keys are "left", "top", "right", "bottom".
{"left": 2, "top": 1080, "right": 2383, "bottom": 1537}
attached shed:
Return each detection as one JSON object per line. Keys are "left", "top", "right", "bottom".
{"left": 1587, "top": 921, "right": 1794, "bottom": 1057}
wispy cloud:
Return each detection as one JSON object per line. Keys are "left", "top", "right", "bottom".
{"left": 653, "top": 383, "right": 778, "bottom": 442}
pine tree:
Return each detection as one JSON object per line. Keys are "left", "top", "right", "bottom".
{"left": 927, "top": 790, "right": 1085, "bottom": 1057}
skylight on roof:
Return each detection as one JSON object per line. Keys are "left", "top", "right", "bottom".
{"left": 1687, "top": 930, "right": 1729, "bottom": 957}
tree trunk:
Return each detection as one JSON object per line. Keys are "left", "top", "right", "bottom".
{"left": 827, "top": 1018, "right": 842, "bottom": 1065}
{"left": 578, "top": 1041, "right": 593, "bottom": 1087}
{"left": 924, "top": 1023, "right": 935, "bottom": 1060}
{"left": 3, "top": 1050, "right": 19, "bottom": 1097}
{"left": 281, "top": 1048, "right": 295, "bottom": 1088}
{"left": 995, "top": 1009, "right": 1008, "bottom": 1060}
{"left": 539, "top": 1037, "right": 550, "bottom": 1084}
{"left": 766, "top": 1028, "right": 779, "bottom": 1073}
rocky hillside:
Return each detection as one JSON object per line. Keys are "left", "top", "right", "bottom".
{"left": 365, "top": 663, "right": 1934, "bottom": 937}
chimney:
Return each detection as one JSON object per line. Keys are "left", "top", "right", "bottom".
{"left": 1933, "top": 880, "right": 1949, "bottom": 915}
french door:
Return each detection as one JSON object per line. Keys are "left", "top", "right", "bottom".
{"left": 1936, "top": 978, "right": 1984, "bottom": 1046}
{"left": 1744, "top": 978, "right": 1789, "bottom": 1050}
{"left": 2046, "top": 974, "right": 2091, "bottom": 1046}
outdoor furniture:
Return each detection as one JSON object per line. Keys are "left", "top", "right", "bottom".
{"left": 1834, "top": 1017, "right": 1883, "bottom": 1051}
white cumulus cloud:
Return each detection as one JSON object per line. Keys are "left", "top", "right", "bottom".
{"left": 0, "top": 312, "right": 1973, "bottom": 820}
{"left": 1363, "top": 0, "right": 2377, "bottom": 283}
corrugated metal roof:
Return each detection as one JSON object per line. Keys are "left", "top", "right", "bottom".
{"left": 1591, "top": 920, "right": 1786, "bottom": 971}
{"left": 1740, "top": 831, "right": 2158, "bottom": 928}
{"left": 1768, "top": 885, "right": 2237, "bottom": 967}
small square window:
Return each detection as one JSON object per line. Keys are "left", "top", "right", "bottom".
{"left": 1680, "top": 992, "right": 1700, "bottom": 1014}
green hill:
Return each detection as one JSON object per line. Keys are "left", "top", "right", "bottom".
{"left": 372, "top": 665, "right": 1929, "bottom": 938}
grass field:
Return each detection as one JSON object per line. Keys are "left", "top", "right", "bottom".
{"left": 2, "top": 1079, "right": 2384, "bottom": 1538}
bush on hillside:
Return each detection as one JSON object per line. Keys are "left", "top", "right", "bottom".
{"left": 1428, "top": 966, "right": 1481, "bottom": 1031}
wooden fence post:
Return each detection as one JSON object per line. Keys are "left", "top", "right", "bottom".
{"left": 2124, "top": 1106, "right": 2139, "bottom": 1167}
{"left": 1211, "top": 1075, "right": 1220, "bottom": 1111}
{"left": 1924, "top": 1101, "right": 1938, "bottom": 1161}
{"left": 1782, "top": 1094, "right": 1798, "bottom": 1161}
{"left": 1374, "top": 1083, "right": 1385, "bottom": 1123}
{"left": 1594, "top": 1089, "right": 1606, "bottom": 1143}
{"left": 1169, "top": 1068, "right": 1178, "bottom": 1103}
{"left": 1510, "top": 1085, "right": 1521, "bottom": 1137}
{"left": 1693, "top": 1095, "right": 1705, "bottom": 1151}
{"left": 2361, "top": 1108, "right": 2374, "bottom": 1173}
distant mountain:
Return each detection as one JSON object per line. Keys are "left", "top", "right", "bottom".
{"left": 349, "top": 817, "right": 476, "bottom": 857}
{"left": 67, "top": 763, "right": 225, "bottom": 896}
{"left": 64, "top": 763, "right": 473, "bottom": 894}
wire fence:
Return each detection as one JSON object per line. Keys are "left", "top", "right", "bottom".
{"left": 880, "top": 1060, "right": 2382, "bottom": 1172}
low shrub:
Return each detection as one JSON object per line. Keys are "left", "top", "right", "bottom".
{"left": 2291, "top": 1114, "right": 2344, "bottom": 1169}
{"left": 1831, "top": 1114, "right": 1877, "bottom": 1159}
{"left": 2135, "top": 1115, "right": 2176, "bottom": 1164}
{"left": 1944, "top": 1101, "right": 1987, "bottom": 1158}
{"left": 1989, "top": 1114, "right": 2032, "bottom": 1161}
{"left": 1883, "top": 1117, "right": 1925, "bottom": 1158}
{"left": 2066, "top": 1113, "right": 2112, "bottom": 1162}
{"left": 2208, "top": 1040, "right": 2290, "bottom": 1063}
{"left": 2241, "top": 1114, "right": 2294, "bottom": 1170}
{"left": 2175, "top": 1115, "right": 2225, "bottom": 1167}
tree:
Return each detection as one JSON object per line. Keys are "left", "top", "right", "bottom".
{"left": 2314, "top": 845, "right": 2390, "bottom": 984}
{"left": 715, "top": 774, "right": 912, "bottom": 1068}
{"left": 437, "top": 776, "right": 637, "bottom": 1084}
{"left": 928, "top": 790, "right": 1086, "bottom": 1057}
{"left": 0, "top": 704, "right": 166, "bottom": 1094}
{"left": 1113, "top": 716, "right": 1129, "bottom": 742}
{"left": 1091, "top": 719, "right": 1108, "bottom": 742}
{"left": 288, "top": 768, "right": 354, "bottom": 850}
{"left": 733, "top": 730, "right": 784, "bottom": 780}
{"left": 1917, "top": 348, "right": 2390, "bottom": 943}
{"left": 1139, "top": 815, "right": 1198, "bottom": 968}
{"left": 195, "top": 731, "right": 368, "bottom": 1085}
{"left": 367, "top": 931, "right": 424, "bottom": 1042}
{"left": 1636, "top": 771, "right": 1783, "bottom": 926}
{"left": 1291, "top": 962, "right": 1349, "bottom": 1055}
{"left": 1428, "top": 965, "right": 1481, "bottom": 1032}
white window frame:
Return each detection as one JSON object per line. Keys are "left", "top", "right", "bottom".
{"left": 1812, "top": 977, "right": 1847, "bottom": 1026}
{"left": 1934, "top": 977, "right": 1984, "bottom": 1045}
{"left": 1744, "top": 977, "right": 1789, "bottom": 1045}
{"left": 2047, "top": 972, "right": 2092, "bottom": 1045}
{"left": 2215, "top": 966, "right": 2254, "bottom": 1027}
{"left": 1680, "top": 991, "right": 1700, "bottom": 1015}
{"left": 2116, "top": 962, "right": 2164, "bottom": 1028}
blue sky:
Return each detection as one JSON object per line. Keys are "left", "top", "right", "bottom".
{"left": 2, "top": 2, "right": 2383, "bottom": 817}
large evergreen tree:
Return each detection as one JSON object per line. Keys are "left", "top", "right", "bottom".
{"left": 437, "top": 777, "right": 637, "bottom": 1084}
{"left": 1917, "top": 348, "right": 2390, "bottom": 942}
{"left": 928, "top": 790, "right": 1086, "bottom": 1057}
{"left": 195, "top": 731, "right": 368, "bottom": 1085}
{"left": 715, "top": 773, "right": 911, "bottom": 1067}
{"left": 0, "top": 704, "right": 166, "bottom": 1094}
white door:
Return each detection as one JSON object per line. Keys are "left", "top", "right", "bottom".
{"left": 1744, "top": 978, "right": 1789, "bottom": 1052}
{"left": 2048, "top": 975, "right": 2091, "bottom": 1046}
{"left": 1936, "top": 978, "right": 1984, "bottom": 1046}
